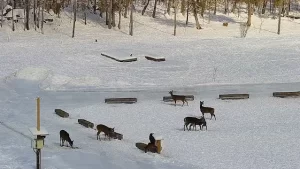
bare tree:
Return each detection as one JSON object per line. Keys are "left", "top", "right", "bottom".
{"left": 118, "top": 0, "right": 122, "bottom": 29}
{"left": 213, "top": 0, "right": 216, "bottom": 14}
{"left": 1, "top": 0, "right": 3, "bottom": 28}
{"left": 278, "top": 0, "right": 283, "bottom": 34}
{"left": 192, "top": 0, "right": 201, "bottom": 29}
{"left": 129, "top": 1, "right": 133, "bottom": 36}
{"left": 142, "top": 0, "right": 150, "bottom": 15}
{"left": 12, "top": 4, "right": 15, "bottom": 31}
{"left": 41, "top": 0, "right": 45, "bottom": 34}
{"left": 111, "top": 0, "right": 116, "bottom": 27}
{"left": 186, "top": 0, "right": 189, "bottom": 25}
{"left": 174, "top": 0, "right": 178, "bottom": 36}
{"left": 108, "top": 0, "right": 112, "bottom": 28}
{"left": 72, "top": 0, "right": 77, "bottom": 38}
{"left": 246, "top": 0, "right": 252, "bottom": 26}
{"left": 167, "top": 0, "right": 171, "bottom": 15}
{"left": 152, "top": 0, "right": 158, "bottom": 17}
{"left": 25, "top": 0, "right": 30, "bottom": 30}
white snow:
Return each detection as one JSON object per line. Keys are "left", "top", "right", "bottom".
{"left": 0, "top": 4, "right": 300, "bottom": 169}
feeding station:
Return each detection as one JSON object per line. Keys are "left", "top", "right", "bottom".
{"left": 29, "top": 97, "right": 49, "bottom": 169}
{"left": 155, "top": 135, "right": 163, "bottom": 154}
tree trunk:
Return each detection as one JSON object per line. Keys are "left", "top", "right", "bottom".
{"left": 277, "top": 0, "right": 283, "bottom": 34}
{"left": 186, "top": 0, "right": 189, "bottom": 25}
{"left": 93, "top": 0, "right": 96, "bottom": 13}
{"left": 167, "top": 0, "right": 171, "bottom": 15}
{"left": 37, "top": 0, "right": 40, "bottom": 28}
{"left": 108, "top": 0, "right": 112, "bottom": 29}
{"left": 1, "top": 0, "right": 4, "bottom": 28}
{"left": 41, "top": 0, "right": 45, "bottom": 34}
{"left": 231, "top": 0, "right": 237, "bottom": 13}
{"left": 193, "top": 0, "right": 201, "bottom": 29}
{"left": 200, "top": 0, "right": 206, "bottom": 17}
{"left": 262, "top": 0, "right": 267, "bottom": 14}
{"left": 111, "top": 0, "right": 116, "bottom": 27}
{"left": 124, "top": 0, "right": 129, "bottom": 18}
{"left": 142, "top": 0, "right": 150, "bottom": 15}
{"left": 72, "top": 0, "right": 77, "bottom": 38}
{"left": 34, "top": 0, "right": 36, "bottom": 30}
{"left": 118, "top": 0, "right": 122, "bottom": 29}
{"left": 152, "top": 0, "right": 158, "bottom": 18}
{"left": 12, "top": 5, "right": 15, "bottom": 31}
{"left": 105, "top": 0, "right": 109, "bottom": 24}
{"left": 174, "top": 1, "right": 177, "bottom": 36}
{"left": 213, "top": 0, "right": 216, "bottom": 15}
{"left": 129, "top": 2, "right": 133, "bottom": 36}
{"left": 25, "top": 0, "right": 30, "bottom": 30}
{"left": 246, "top": 0, "right": 251, "bottom": 26}
{"left": 224, "top": 0, "right": 228, "bottom": 14}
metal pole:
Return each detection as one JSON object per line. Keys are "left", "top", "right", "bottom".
{"left": 36, "top": 148, "right": 41, "bottom": 169}
{"left": 37, "top": 97, "right": 40, "bottom": 131}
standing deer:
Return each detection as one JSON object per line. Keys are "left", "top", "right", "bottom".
{"left": 169, "top": 90, "right": 188, "bottom": 106}
{"left": 200, "top": 101, "right": 216, "bottom": 120}
{"left": 184, "top": 116, "right": 206, "bottom": 131}
{"left": 96, "top": 124, "right": 115, "bottom": 141}
{"left": 60, "top": 130, "right": 74, "bottom": 147}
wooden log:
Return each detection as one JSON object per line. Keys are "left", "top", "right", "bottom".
{"left": 101, "top": 53, "right": 137, "bottom": 62}
{"left": 273, "top": 91, "right": 300, "bottom": 98}
{"left": 78, "top": 119, "right": 94, "bottom": 128}
{"left": 55, "top": 109, "right": 69, "bottom": 118}
{"left": 219, "top": 94, "right": 249, "bottom": 100}
{"left": 145, "top": 56, "right": 165, "bottom": 62}
{"left": 111, "top": 132, "right": 123, "bottom": 140}
{"left": 105, "top": 98, "right": 137, "bottom": 104}
{"left": 163, "top": 95, "right": 194, "bottom": 102}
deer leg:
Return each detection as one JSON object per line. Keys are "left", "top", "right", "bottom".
{"left": 60, "top": 138, "right": 62, "bottom": 146}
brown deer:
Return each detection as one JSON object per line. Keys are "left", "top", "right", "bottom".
{"left": 169, "top": 90, "right": 188, "bottom": 106}
{"left": 184, "top": 116, "right": 206, "bottom": 131}
{"left": 96, "top": 124, "right": 115, "bottom": 141}
{"left": 60, "top": 130, "right": 74, "bottom": 147}
{"left": 200, "top": 101, "right": 216, "bottom": 120}
{"left": 193, "top": 118, "right": 207, "bottom": 131}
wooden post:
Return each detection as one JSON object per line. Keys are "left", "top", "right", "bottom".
{"left": 37, "top": 97, "right": 40, "bottom": 131}
{"left": 155, "top": 140, "right": 162, "bottom": 154}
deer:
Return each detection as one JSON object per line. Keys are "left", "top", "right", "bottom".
{"left": 193, "top": 118, "right": 207, "bottom": 131}
{"left": 96, "top": 124, "right": 115, "bottom": 141}
{"left": 169, "top": 90, "right": 188, "bottom": 106}
{"left": 200, "top": 101, "right": 216, "bottom": 120}
{"left": 184, "top": 116, "right": 205, "bottom": 131}
{"left": 59, "top": 130, "right": 74, "bottom": 147}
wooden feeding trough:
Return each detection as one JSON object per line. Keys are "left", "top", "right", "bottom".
{"left": 111, "top": 132, "right": 123, "bottom": 140}
{"left": 219, "top": 94, "right": 249, "bottom": 100}
{"left": 101, "top": 52, "right": 137, "bottom": 62}
{"left": 163, "top": 95, "right": 194, "bottom": 102}
{"left": 105, "top": 98, "right": 137, "bottom": 104}
{"left": 78, "top": 119, "right": 94, "bottom": 128}
{"left": 273, "top": 91, "right": 300, "bottom": 98}
{"left": 145, "top": 56, "right": 165, "bottom": 62}
{"left": 55, "top": 109, "right": 69, "bottom": 118}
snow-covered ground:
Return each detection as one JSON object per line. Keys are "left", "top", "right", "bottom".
{"left": 1, "top": 5, "right": 300, "bottom": 169}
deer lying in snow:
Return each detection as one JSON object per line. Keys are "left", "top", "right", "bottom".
{"left": 169, "top": 90, "right": 188, "bottom": 106}
{"left": 200, "top": 101, "right": 216, "bottom": 120}
{"left": 60, "top": 130, "right": 74, "bottom": 147}
{"left": 96, "top": 124, "right": 115, "bottom": 141}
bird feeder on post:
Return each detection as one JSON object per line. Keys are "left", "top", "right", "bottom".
{"left": 29, "top": 97, "right": 49, "bottom": 169}
{"left": 155, "top": 135, "right": 163, "bottom": 154}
